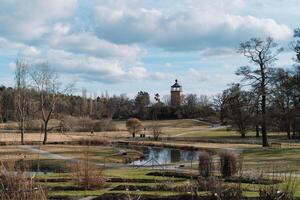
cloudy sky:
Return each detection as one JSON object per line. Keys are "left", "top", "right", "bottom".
{"left": 0, "top": 0, "right": 298, "bottom": 98}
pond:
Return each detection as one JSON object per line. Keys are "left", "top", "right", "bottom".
{"left": 129, "top": 146, "right": 201, "bottom": 166}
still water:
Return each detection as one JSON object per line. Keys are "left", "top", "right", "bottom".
{"left": 130, "top": 146, "right": 201, "bottom": 166}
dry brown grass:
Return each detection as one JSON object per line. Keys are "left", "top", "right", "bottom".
{"left": 0, "top": 161, "right": 47, "bottom": 200}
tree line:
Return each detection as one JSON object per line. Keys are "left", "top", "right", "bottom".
{"left": 214, "top": 31, "right": 300, "bottom": 146}
{"left": 0, "top": 63, "right": 216, "bottom": 144}
{"left": 1, "top": 30, "right": 300, "bottom": 146}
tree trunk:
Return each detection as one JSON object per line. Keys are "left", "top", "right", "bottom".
{"left": 260, "top": 65, "right": 269, "bottom": 147}
{"left": 286, "top": 121, "right": 291, "bottom": 139}
{"left": 261, "top": 95, "right": 268, "bottom": 147}
{"left": 20, "top": 117, "right": 25, "bottom": 145}
{"left": 241, "top": 132, "right": 246, "bottom": 138}
{"left": 292, "top": 120, "right": 296, "bottom": 139}
{"left": 255, "top": 125, "right": 260, "bottom": 137}
{"left": 220, "top": 108, "right": 224, "bottom": 125}
{"left": 43, "top": 121, "right": 48, "bottom": 145}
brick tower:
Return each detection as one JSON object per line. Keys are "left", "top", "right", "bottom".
{"left": 171, "top": 79, "right": 182, "bottom": 107}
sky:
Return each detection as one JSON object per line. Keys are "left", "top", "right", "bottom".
{"left": 0, "top": 0, "right": 299, "bottom": 99}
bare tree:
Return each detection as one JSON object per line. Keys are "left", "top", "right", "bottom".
{"left": 226, "top": 84, "right": 254, "bottom": 137}
{"left": 30, "top": 63, "right": 68, "bottom": 144}
{"left": 14, "top": 59, "right": 28, "bottom": 144}
{"left": 151, "top": 122, "right": 163, "bottom": 140}
{"left": 81, "top": 87, "right": 87, "bottom": 117}
{"left": 237, "top": 37, "right": 282, "bottom": 146}
{"left": 213, "top": 92, "right": 229, "bottom": 125}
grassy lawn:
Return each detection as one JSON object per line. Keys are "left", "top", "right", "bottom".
{"left": 37, "top": 144, "right": 142, "bottom": 163}
{"left": 35, "top": 167, "right": 300, "bottom": 199}
{"left": 1, "top": 119, "right": 300, "bottom": 199}
{"left": 0, "top": 144, "right": 143, "bottom": 164}
{"left": 243, "top": 147, "right": 300, "bottom": 173}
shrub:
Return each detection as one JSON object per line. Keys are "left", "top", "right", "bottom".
{"left": 72, "top": 160, "right": 106, "bottom": 190}
{"left": 75, "top": 136, "right": 112, "bottom": 146}
{"left": 93, "top": 119, "right": 117, "bottom": 132}
{"left": 259, "top": 174, "right": 298, "bottom": 200}
{"left": 213, "top": 184, "right": 243, "bottom": 200}
{"left": 0, "top": 161, "right": 47, "bottom": 200}
{"left": 70, "top": 143, "right": 106, "bottom": 190}
{"left": 198, "top": 151, "right": 213, "bottom": 178}
{"left": 126, "top": 118, "right": 143, "bottom": 138}
{"left": 219, "top": 151, "right": 238, "bottom": 178}
{"left": 196, "top": 177, "right": 243, "bottom": 200}
{"left": 25, "top": 120, "right": 42, "bottom": 132}
{"left": 150, "top": 122, "right": 163, "bottom": 141}
{"left": 63, "top": 116, "right": 118, "bottom": 132}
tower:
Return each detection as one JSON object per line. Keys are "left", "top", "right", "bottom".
{"left": 171, "top": 79, "right": 182, "bottom": 107}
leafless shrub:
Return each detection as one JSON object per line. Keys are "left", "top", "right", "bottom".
{"left": 212, "top": 183, "right": 243, "bottom": 200}
{"left": 150, "top": 122, "right": 163, "bottom": 141}
{"left": 93, "top": 119, "right": 117, "bottom": 132}
{"left": 25, "top": 120, "right": 42, "bottom": 132}
{"left": 195, "top": 177, "right": 243, "bottom": 200}
{"left": 196, "top": 176, "right": 219, "bottom": 192}
{"left": 0, "top": 161, "right": 47, "bottom": 200}
{"left": 198, "top": 151, "right": 213, "bottom": 178}
{"left": 75, "top": 136, "right": 112, "bottom": 145}
{"left": 70, "top": 142, "right": 106, "bottom": 190}
{"left": 63, "top": 116, "right": 117, "bottom": 132}
{"left": 259, "top": 173, "right": 298, "bottom": 200}
{"left": 76, "top": 117, "right": 94, "bottom": 132}
{"left": 219, "top": 151, "right": 238, "bottom": 178}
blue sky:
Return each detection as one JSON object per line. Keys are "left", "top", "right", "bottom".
{"left": 0, "top": 0, "right": 298, "bottom": 99}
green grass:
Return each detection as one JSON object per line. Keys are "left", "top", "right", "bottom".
{"left": 36, "top": 166, "right": 300, "bottom": 199}
{"left": 48, "top": 189, "right": 109, "bottom": 197}
{"left": 243, "top": 147, "right": 300, "bottom": 173}
{"left": 104, "top": 168, "right": 185, "bottom": 181}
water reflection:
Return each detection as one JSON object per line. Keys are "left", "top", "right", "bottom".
{"left": 130, "top": 147, "right": 200, "bottom": 166}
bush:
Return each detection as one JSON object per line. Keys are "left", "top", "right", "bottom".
{"left": 75, "top": 136, "right": 112, "bottom": 146}
{"left": 219, "top": 151, "right": 238, "bottom": 178}
{"left": 0, "top": 161, "right": 47, "bottom": 200}
{"left": 259, "top": 174, "right": 298, "bottom": 200}
{"left": 25, "top": 120, "right": 42, "bottom": 132}
{"left": 196, "top": 177, "right": 243, "bottom": 200}
{"left": 93, "top": 119, "right": 117, "bottom": 132}
{"left": 63, "top": 116, "right": 118, "bottom": 132}
{"left": 213, "top": 184, "right": 243, "bottom": 200}
{"left": 198, "top": 151, "right": 213, "bottom": 178}
{"left": 70, "top": 144, "right": 106, "bottom": 190}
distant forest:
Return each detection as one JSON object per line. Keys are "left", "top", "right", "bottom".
{"left": 1, "top": 30, "right": 300, "bottom": 146}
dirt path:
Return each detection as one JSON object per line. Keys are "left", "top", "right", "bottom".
{"left": 20, "top": 145, "right": 125, "bottom": 168}
{"left": 172, "top": 125, "right": 226, "bottom": 137}
{"left": 21, "top": 145, "right": 73, "bottom": 160}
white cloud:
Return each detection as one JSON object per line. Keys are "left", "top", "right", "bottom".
{"left": 186, "top": 67, "right": 239, "bottom": 84}
{"left": 92, "top": 0, "right": 293, "bottom": 51}
{"left": 0, "top": 37, "right": 40, "bottom": 57}
{"left": 24, "top": 49, "right": 166, "bottom": 83}
{"left": 0, "top": 0, "right": 77, "bottom": 41}
{"left": 93, "top": 1, "right": 161, "bottom": 44}
{"left": 46, "top": 31, "right": 141, "bottom": 60}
